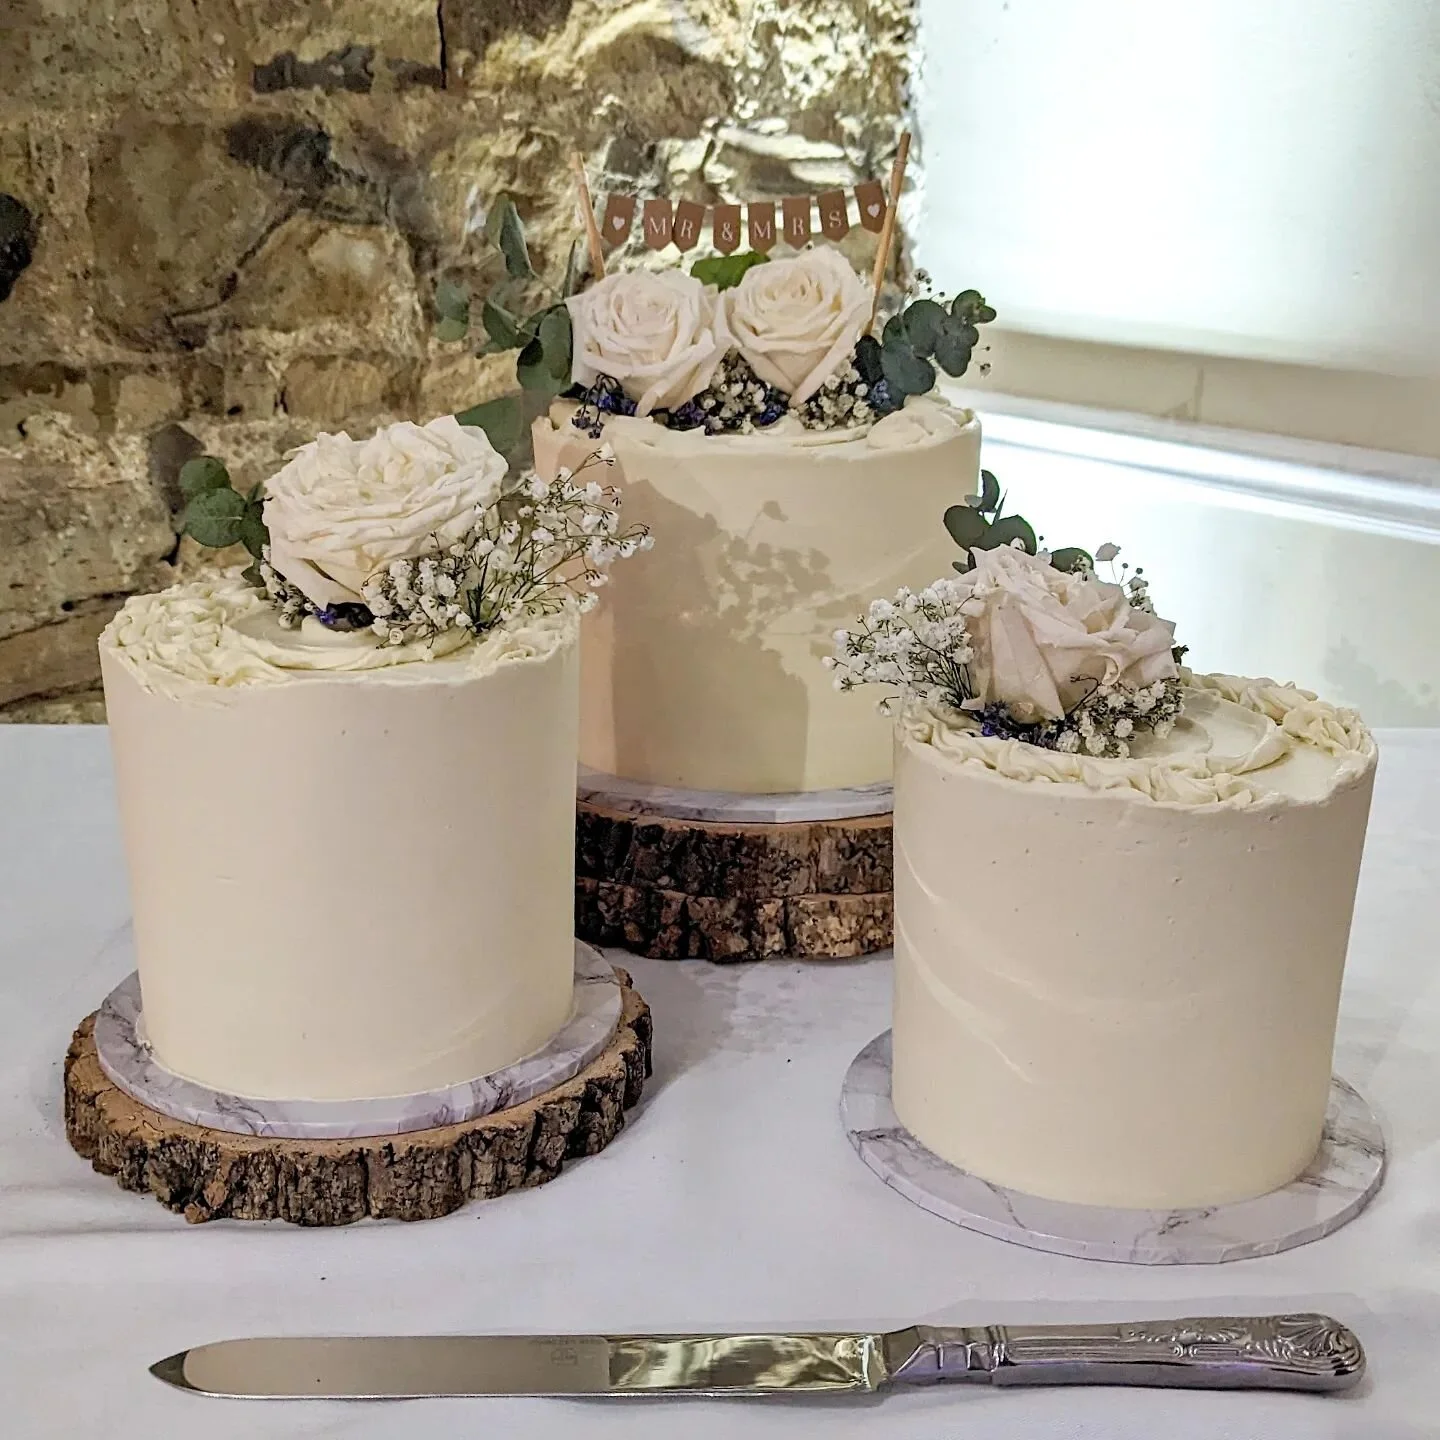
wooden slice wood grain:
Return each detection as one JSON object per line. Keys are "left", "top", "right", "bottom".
{"left": 64, "top": 972, "right": 652, "bottom": 1225}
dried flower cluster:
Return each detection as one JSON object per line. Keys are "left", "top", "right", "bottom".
{"left": 260, "top": 449, "right": 650, "bottom": 646}
{"left": 796, "top": 359, "right": 892, "bottom": 431}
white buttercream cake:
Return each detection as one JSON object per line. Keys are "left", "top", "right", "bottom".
{"left": 830, "top": 518, "right": 1379, "bottom": 1209}
{"left": 540, "top": 397, "right": 980, "bottom": 793}
{"left": 891, "top": 673, "right": 1377, "bottom": 1209}
{"left": 99, "top": 415, "right": 645, "bottom": 1102}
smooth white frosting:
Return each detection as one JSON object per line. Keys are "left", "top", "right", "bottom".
{"left": 889, "top": 672, "right": 1378, "bottom": 1208}
{"left": 553, "top": 396, "right": 982, "bottom": 793}
{"left": 99, "top": 578, "right": 580, "bottom": 1100}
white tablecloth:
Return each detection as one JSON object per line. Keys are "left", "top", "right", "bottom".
{"left": 3, "top": 726, "right": 1439, "bottom": 1440}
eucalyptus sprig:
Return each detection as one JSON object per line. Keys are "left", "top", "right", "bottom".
{"left": 179, "top": 456, "right": 269, "bottom": 588}
{"left": 437, "top": 195, "right": 582, "bottom": 464}
{"left": 943, "top": 469, "right": 1091, "bottom": 575}
{"left": 864, "top": 288, "right": 996, "bottom": 405}
{"left": 689, "top": 249, "right": 769, "bottom": 290}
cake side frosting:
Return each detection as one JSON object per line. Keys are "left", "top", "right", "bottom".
{"left": 546, "top": 396, "right": 981, "bottom": 793}
{"left": 888, "top": 672, "right": 1378, "bottom": 1209}
{"left": 101, "top": 596, "right": 582, "bottom": 1100}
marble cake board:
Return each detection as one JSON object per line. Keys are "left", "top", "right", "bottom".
{"left": 841, "top": 1031, "right": 1386, "bottom": 1265}
{"left": 93, "top": 941, "right": 621, "bottom": 1140}
{"left": 575, "top": 767, "right": 894, "bottom": 962}
{"left": 63, "top": 965, "right": 653, "bottom": 1226}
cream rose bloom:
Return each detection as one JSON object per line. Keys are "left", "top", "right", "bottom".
{"left": 263, "top": 415, "right": 507, "bottom": 607}
{"left": 959, "top": 545, "right": 1178, "bottom": 721}
{"left": 566, "top": 270, "right": 729, "bottom": 416}
{"left": 724, "top": 248, "right": 871, "bottom": 404}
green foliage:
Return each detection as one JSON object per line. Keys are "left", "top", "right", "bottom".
{"left": 880, "top": 288, "right": 996, "bottom": 404}
{"left": 435, "top": 279, "right": 471, "bottom": 342}
{"left": 179, "top": 455, "right": 269, "bottom": 579}
{"left": 516, "top": 304, "right": 573, "bottom": 394}
{"left": 455, "top": 395, "right": 526, "bottom": 458}
{"left": 179, "top": 455, "right": 230, "bottom": 499}
{"left": 485, "top": 195, "right": 533, "bottom": 279}
{"left": 481, "top": 297, "right": 523, "bottom": 351}
{"left": 690, "top": 249, "right": 769, "bottom": 290}
{"left": 945, "top": 467, "right": 1093, "bottom": 575}
{"left": 183, "top": 486, "right": 246, "bottom": 548}
{"left": 1048, "top": 546, "right": 1094, "bottom": 575}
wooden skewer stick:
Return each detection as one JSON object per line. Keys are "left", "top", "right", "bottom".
{"left": 867, "top": 129, "right": 912, "bottom": 334}
{"left": 570, "top": 152, "right": 607, "bottom": 281}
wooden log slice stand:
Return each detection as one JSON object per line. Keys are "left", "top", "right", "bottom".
{"left": 63, "top": 971, "right": 652, "bottom": 1226}
{"left": 575, "top": 801, "right": 893, "bottom": 962}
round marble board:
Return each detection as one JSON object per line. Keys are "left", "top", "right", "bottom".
{"left": 841, "top": 1031, "right": 1386, "bottom": 1266}
{"left": 94, "top": 940, "right": 621, "bottom": 1139}
{"left": 64, "top": 958, "right": 652, "bottom": 1225}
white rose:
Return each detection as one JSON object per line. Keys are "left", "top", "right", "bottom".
{"left": 566, "top": 270, "right": 729, "bottom": 416}
{"left": 724, "top": 248, "right": 871, "bottom": 404}
{"left": 263, "top": 415, "right": 507, "bottom": 607}
{"left": 958, "top": 546, "right": 1178, "bottom": 721}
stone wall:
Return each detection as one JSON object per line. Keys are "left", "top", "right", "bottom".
{"left": 0, "top": 0, "right": 916, "bottom": 720}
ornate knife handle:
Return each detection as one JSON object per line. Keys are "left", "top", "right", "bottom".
{"left": 883, "top": 1313, "right": 1365, "bottom": 1392}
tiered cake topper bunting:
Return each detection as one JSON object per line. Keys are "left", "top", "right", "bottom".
{"left": 577, "top": 133, "right": 912, "bottom": 330}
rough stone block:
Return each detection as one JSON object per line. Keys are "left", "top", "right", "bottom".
{"left": 0, "top": 418, "right": 173, "bottom": 643}
{"left": 88, "top": 114, "right": 283, "bottom": 349}
{"left": 282, "top": 356, "right": 390, "bottom": 422}
{"left": 0, "top": 601, "right": 121, "bottom": 708}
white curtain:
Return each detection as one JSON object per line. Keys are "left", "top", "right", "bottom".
{"left": 916, "top": 0, "right": 1440, "bottom": 376}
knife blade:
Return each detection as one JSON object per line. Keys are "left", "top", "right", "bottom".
{"left": 151, "top": 1312, "right": 1364, "bottom": 1398}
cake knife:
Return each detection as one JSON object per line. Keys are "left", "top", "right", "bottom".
{"left": 151, "top": 1312, "right": 1364, "bottom": 1398}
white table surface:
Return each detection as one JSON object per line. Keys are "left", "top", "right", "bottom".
{"left": 3, "top": 726, "right": 1439, "bottom": 1440}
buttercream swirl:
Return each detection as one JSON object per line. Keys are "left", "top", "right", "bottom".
{"left": 102, "top": 573, "right": 576, "bottom": 696}
{"left": 900, "top": 670, "right": 1376, "bottom": 807}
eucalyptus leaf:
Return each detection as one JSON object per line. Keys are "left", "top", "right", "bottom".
{"left": 881, "top": 312, "right": 908, "bottom": 348}
{"left": 435, "top": 278, "right": 470, "bottom": 323}
{"left": 238, "top": 502, "right": 268, "bottom": 560}
{"left": 902, "top": 298, "right": 948, "bottom": 354}
{"left": 537, "top": 305, "right": 572, "bottom": 381}
{"left": 854, "top": 333, "right": 884, "bottom": 385}
{"left": 182, "top": 486, "right": 246, "bottom": 549}
{"left": 977, "top": 469, "right": 1001, "bottom": 513}
{"left": 560, "top": 238, "right": 585, "bottom": 298}
{"left": 880, "top": 342, "right": 936, "bottom": 397}
{"left": 455, "top": 394, "right": 524, "bottom": 457}
{"left": 690, "top": 249, "right": 770, "bottom": 291}
{"left": 481, "top": 297, "right": 523, "bottom": 350}
{"left": 178, "top": 456, "right": 229, "bottom": 499}
{"left": 933, "top": 321, "right": 978, "bottom": 376}
{"left": 982, "top": 513, "right": 1038, "bottom": 554}
{"left": 1048, "top": 545, "right": 1093, "bottom": 574}
{"left": 240, "top": 561, "right": 264, "bottom": 588}
{"left": 485, "top": 195, "right": 532, "bottom": 279}
{"left": 516, "top": 334, "right": 568, "bottom": 395}
{"left": 436, "top": 315, "right": 470, "bottom": 343}
{"left": 943, "top": 502, "right": 990, "bottom": 550}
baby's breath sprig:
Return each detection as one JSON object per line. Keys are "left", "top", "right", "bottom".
{"left": 352, "top": 448, "right": 651, "bottom": 647}
{"left": 825, "top": 579, "right": 977, "bottom": 717}
{"left": 461, "top": 448, "right": 652, "bottom": 634}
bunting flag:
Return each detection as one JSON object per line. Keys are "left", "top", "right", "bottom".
{"left": 595, "top": 184, "right": 888, "bottom": 256}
